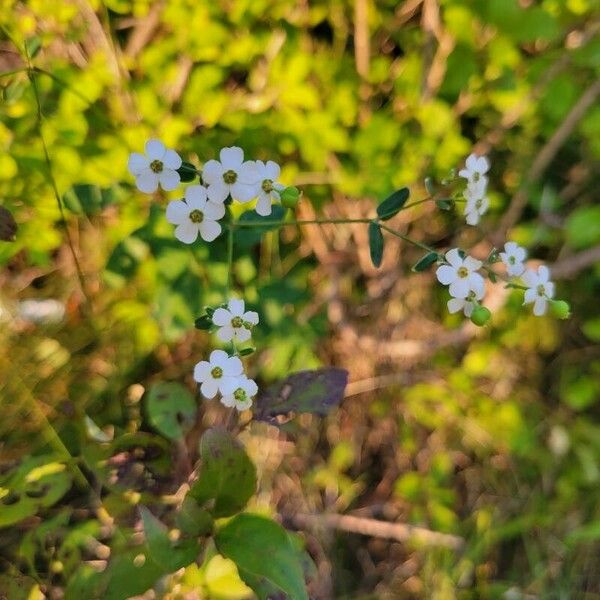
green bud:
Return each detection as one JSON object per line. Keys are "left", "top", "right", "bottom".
{"left": 550, "top": 300, "right": 571, "bottom": 320}
{"left": 470, "top": 306, "right": 491, "bottom": 327}
{"left": 280, "top": 186, "right": 301, "bottom": 208}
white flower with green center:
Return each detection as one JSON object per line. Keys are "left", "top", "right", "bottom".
{"left": 447, "top": 288, "right": 484, "bottom": 317}
{"left": 499, "top": 241, "right": 527, "bottom": 277}
{"left": 128, "top": 139, "right": 182, "bottom": 193}
{"left": 212, "top": 299, "right": 259, "bottom": 343}
{"left": 220, "top": 375, "right": 258, "bottom": 411}
{"left": 193, "top": 350, "right": 244, "bottom": 399}
{"left": 202, "top": 147, "right": 260, "bottom": 204}
{"left": 254, "top": 160, "right": 285, "bottom": 216}
{"left": 464, "top": 178, "right": 489, "bottom": 226}
{"left": 166, "top": 185, "right": 225, "bottom": 243}
{"left": 523, "top": 265, "right": 555, "bottom": 316}
{"left": 459, "top": 153, "right": 490, "bottom": 186}
{"left": 436, "top": 248, "right": 484, "bottom": 299}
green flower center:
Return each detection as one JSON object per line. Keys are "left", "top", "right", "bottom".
{"left": 509, "top": 256, "right": 516, "bottom": 264}
{"left": 211, "top": 366, "right": 223, "bottom": 379}
{"left": 473, "top": 172, "right": 480, "bottom": 182}
{"left": 457, "top": 266, "right": 469, "bottom": 278}
{"left": 261, "top": 179, "right": 273, "bottom": 193}
{"left": 537, "top": 284, "right": 546, "bottom": 297}
{"left": 243, "top": 321, "right": 254, "bottom": 330}
{"left": 231, "top": 316, "right": 243, "bottom": 328}
{"left": 150, "top": 159, "right": 164, "bottom": 173}
{"left": 467, "top": 291, "right": 477, "bottom": 301}
{"left": 475, "top": 198, "right": 483, "bottom": 209}
{"left": 223, "top": 170, "right": 237, "bottom": 184}
{"left": 189, "top": 209, "right": 204, "bottom": 223}
{"left": 233, "top": 388, "right": 247, "bottom": 402}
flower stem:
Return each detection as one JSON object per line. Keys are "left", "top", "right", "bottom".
{"left": 226, "top": 222, "right": 234, "bottom": 297}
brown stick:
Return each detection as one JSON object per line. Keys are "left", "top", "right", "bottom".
{"left": 292, "top": 512, "right": 465, "bottom": 550}
{"left": 550, "top": 245, "right": 600, "bottom": 279}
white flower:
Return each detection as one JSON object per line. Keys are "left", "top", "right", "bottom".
{"left": 523, "top": 265, "right": 555, "bottom": 316}
{"left": 220, "top": 375, "right": 258, "bottom": 411}
{"left": 436, "top": 248, "right": 485, "bottom": 299}
{"left": 212, "top": 299, "right": 259, "bottom": 343}
{"left": 459, "top": 153, "right": 490, "bottom": 185}
{"left": 447, "top": 288, "right": 484, "bottom": 317}
{"left": 202, "top": 147, "right": 260, "bottom": 204}
{"left": 193, "top": 349, "right": 244, "bottom": 399}
{"left": 128, "top": 139, "right": 182, "bottom": 193}
{"left": 499, "top": 242, "right": 527, "bottom": 277}
{"left": 166, "top": 185, "right": 225, "bottom": 243}
{"left": 464, "top": 179, "right": 489, "bottom": 226}
{"left": 254, "top": 160, "right": 285, "bottom": 216}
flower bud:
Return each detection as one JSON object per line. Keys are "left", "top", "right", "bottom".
{"left": 550, "top": 300, "right": 571, "bottom": 320}
{"left": 280, "top": 186, "right": 301, "bottom": 208}
{"left": 470, "top": 306, "right": 491, "bottom": 327}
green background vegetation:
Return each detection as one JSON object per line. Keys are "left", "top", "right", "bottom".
{"left": 1, "top": 0, "right": 600, "bottom": 597}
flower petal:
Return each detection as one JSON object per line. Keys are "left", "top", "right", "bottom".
{"left": 436, "top": 265, "right": 456, "bottom": 286}
{"left": 166, "top": 200, "right": 189, "bottom": 225}
{"left": 220, "top": 146, "right": 244, "bottom": 170}
{"left": 216, "top": 325, "right": 235, "bottom": 343}
{"left": 185, "top": 185, "right": 208, "bottom": 209}
{"left": 235, "top": 397, "right": 252, "bottom": 411}
{"left": 463, "top": 301, "right": 475, "bottom": 317}
{"left": 220, "top": 394, "right": 236, "bottom": 408}
{"left": 174, "top": 222, "right": 199, "bottom": 244}
{"left": 159, "top": 169, "right": 181, "bottom": 191}
{"left": 243, "top": 310, "right": 259, "bottom": 325}
{"left": 201, "top": 379, "right": 219, "bottom": 399}
{"left": 464, "top": 256, "right": 483, "bottom": 271}
{"left": 231, "top": 182, "right": 258, "bottom": 203}
{"left": 163, "top": 149, "right": 182, "bottom": 170}
{"left": 243, "top": 378, "right": 258, "bottom": 397}
{"left": 545, "top": 281, "right": 555, "bottom": 298}
{"left": 476, "top": 156, "right": 490, "bottom": 174}
{"left": 202, "top": 159, "right": 224, "bottom": 184}
{"left": 465, "top": 154, "right": 478, "bottom": 171}
{"left": 447, "top": 298, "right": 464, "bottom": 314}
{"left": 228, "top": 299, "right": 245, "bottom": 315}
{"left": 224, "top": 356, "right": 243, "bottom": 377}
{"left": 523, "top": 288, "right": 537, "bottom": 304}
{"left": 234, "top": 327, "right": 251, "bottom": 343}
{"left": 445, "top": 248, "right": 463, "bottom": 268}
{"left": 145, "top": 139, "right": 166, "bottom": 160}
{"left": 449, "top": 278, "right": 470, "bottom": 299}
{"left": 533, "top": 297, "right": 547, "bottom": 316}
{"left": 468, "top": 273, "right": 485, "bottom": 295}
{"left": 238, "top": 161, "right": 261, "bottom": 184}
{"left": 538, "top": 265, "right": 550, "bottom": 283}
{"left": 207, "top": 181, "right": 229, "bottom": 204}
{"left": 128, "top": 152, "right": 149, "bottom": 175}
{"left": 212, "top": 308, "right": 231, "bottom": 326}
{"left": 255, "top": 193, "right": 272, "bottom": 216}
{"left": 265, "top": 160, "right": 281, "bottom": 180}
{"left": 210, "top": 349, "right": 229, "bottom": 367}
{"left": 193, "top": 361, "right": 211, "bottom": 382}
{"left": 465, "top": 211, "right": 480, "bottom": 226}
{"left": 203, "top": 201, "right": 225, "bottom": 220}
{"left": 136, "top": 170, "right": 159, "bottom": 193}
{"left": 522, "top": 269, "right": 538, "bottom": 288}
{"left": 199, "top": 220, "right": 221, "bottom": 242}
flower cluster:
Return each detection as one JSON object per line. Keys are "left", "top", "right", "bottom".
{"left": 127, "top": 141, "right": 286, "bottom": 244}
{"left": 193, "top": 299, "right": 259, "bottom": 411}
{"left": 435, "top": 152, "right": 569, "bottom": 324}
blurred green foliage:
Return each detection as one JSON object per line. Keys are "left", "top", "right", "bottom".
{"left": 1, "top": 0, "right": 600, "bottom": 597}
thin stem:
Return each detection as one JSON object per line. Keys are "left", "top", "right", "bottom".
{"left": 378, "top": 223, "right": 437, "bottom": 254}
{"left": 226, "top": 222, "right": 234, "bottom": 297}
{"left": 0, "top": 67, "right": 28, "bottom": 79}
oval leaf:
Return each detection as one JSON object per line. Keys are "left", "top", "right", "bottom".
{"left": 376, "top": 187, "right": 409, "bottom": 220}
{"left": 368, "top": 222, "right": 384, "bottom": 268}
{"left": 215, "top": 514, "right": 308, "bottom": 600}
{"left": 412, "top": 251, "right": 439, "bottom": 272}
{"left": 145, "top": 382, "right": 196, "bottom": 441}
{"left": 178, "top": 161, "right": 198, "bottom": 183}
{"left": 189, "top": 428, "right": 256, "bottom": 518}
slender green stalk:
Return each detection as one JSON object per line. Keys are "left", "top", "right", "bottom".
{"left": 226, "top": 222, "right": 234, "bottom": 296}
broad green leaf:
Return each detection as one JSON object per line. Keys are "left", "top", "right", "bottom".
{"left": 194, "top": 315, "right": 213, "bottom": 330}
{"left": 565, "top": 206, "right": 600, "bottom": 250}
{"left": 189, "top": 428, "right": 256, "bottom": 518}
{"left": 368, "top": 222, "right": 384, "bottom": 267}
{"left": 175, "top": 496, "right": 214, "bottom": 537}
{"left": 376, "top": 187, "right": 410, "bottom": 220}
{"left": 145, "top": 382, "right": 197, "bottom": 441}
{"left": 412, "top": 252, "right": 439, "bottom": 272}
{"left": 215, "top": 514, "right": 308, "bottom": 600}
{"left": 254, "top": 368, "right": 348, "bottom": 422}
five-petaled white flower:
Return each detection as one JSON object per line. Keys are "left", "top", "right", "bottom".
{"left": 459, "top": 153, "right": 490, "bottom": 185}
{"left": 212, "top": 299, "right": 259, "bottom": 343}
{"left": 500, "top": 242, "right": 527, "bottom": 277}
{"left": 202, "top": 147, "right": 259, "bottom": 204}
{"left": 447, "top": 288, "right": 484, "bottom": 317}
{"left": 523, "top": 265, "right": 555, "bottom": 316}
{"left": 193, "top": 349, "right": 244, "bottom": 399}
{"left": 436, "top": 248, "right": 485, "bottom": 299}
{"left": 464, "top": 179, "right": 489, "bottom": 226}
{"left": 220, "top": 375, "right": 258, "bottom": 411}
{"left": 128, "top": 139, "right": 182, "bottom": 193}
{"left": 254, "top": 160, "right": 284, "bottom": 216}
{"left": 166, "top": 185, "right": 225, "bottom": 244}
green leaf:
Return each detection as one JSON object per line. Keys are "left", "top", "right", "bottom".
{"left": 565, "top": 205, "right": 600, "bottom": 250}
{"left": 175, "top": 496, "right": 214, "bottom": 537}
{"left": 368, "top": 221, "right": 384, "bottom": 267}
{"left": 412, "top": 252, "right": 439, "bottom": 272}
{"left": 145, "top": 382, "right": 197, "bottom": 441}
{"left": 238, "top": 347, "right": 255, "bottom": 356}
{"left": 215, "top": 514, "right": 309, "bottom": 600}
{"left": 376, "top": 187, "right": 409, "bottom": 220}
{"left": 254, "top": 368, "right": 348, "bottom": 423}
{"left": 178, "top": 161, "right": 198, "bottom": 182}
{"left": 189, "top": 428, "right": 256, "bottom": 518}
{"left": 63, "top": 184, "right": 120, "bottom": 216}
{"left": 194, "top": 315, "right": 213, "bottom": 330}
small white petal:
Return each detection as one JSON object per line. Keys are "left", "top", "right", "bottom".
{"left": 228, "top": 299, "right": 245, "bottom": 315}
{"left": 166, "top": 200, "right": 190, "bottom": 225}
{"left": 193, "top": 361, "right": 212, "bottom": 382}
{"left": 201, "top": 379, "right": 219, "bottom": 399}
{"left": 224, "top": 356, "right": 244, "bottom": 377}
{"left": 533, "top": 297, "right": 547, "bottom": 316}
{"left": 476, "top": 156, "right": 490, "bottom": 174}
{"left": 199, "top": 220, "right": 221, "bottom": 242}
{"left": 243, "top": 311, "right": 259, "bottom": 325}
{"left": 522, "top": 270, "right": 538, "bottom": 288}
{"left": 445, "top": 248, "right": 463, "bottom": 268}
{"left": 136, "top": 170, "right": 159, "bottom": 193}
{"left": 465, "top": 211, "right": 480, "bottom": 226}
{"left": 235, "top": 397, "right": 252, "bottom": 411}
{"left": 234, "top": 327, "right": 252, "bottom": 343}
{"left": 449, "top": 278, "right": 470, "bottom": 299}
{"left": 174, "top": 222, "right": 199, "bottom": 244}
{"left": 212, "top": 308, "right": 232, "bottom": 326}
{"left": 207, "top": 181, "right": 229, "bottom": 204}
{"left": 216, "top": 325, "right": 235, "bottom": 343}
{"left": 238, "top": 161, "right": 261, "bottom": 184}
{"left": 463, "top": 301, "right": 475, "bottom": 317}
{"left": 128, "top": 152, "right": 149, "bottom": 175}
{"left": 469, "top": 273, "right": 485, "bottom": 295}
{"left": 447, "top": 298, "right": 464, "bottom": 314}
{"left": 545, "top": 281, "right": 555, "bottom": 298}
{"left": 231, "top": 182, "right": 258, "bottom": 203}
{"left": 202, "top": 159, "right": 224, "bottom": 184}
{"left": 436, "top": 265, "right": 456, "bottom": 286}
{"left": 243, "top": 378, "right": 258, "bottom": 397}
{"left": 210, "top": 349, "right": 230, "bottom": 367}
{"left": 465, "top": 154, "right": 478, "bottom": 171}
{"left": 163, "top": 149, "right": 182, "bottom": 170}
{"left": 145, "top": 139, "right": 166, "bottom": 160}
{"left": 538, "top": 265, "right": 550, "bottom": 283}
{"left": 255, "top": 193, "right": 273, "bottom": 216}
{"left": 265, "top": 160, "right": 281, "bottom": 180}
{"left": 464, "top": 256, "right": 483, "bottom": 271}
{"left": 159, "top": 169, "right": 181, "bottom": 191}
{"left": 523, "top": 288, "right": 537, "bottom": 304}
{"left": 185, "top": 185, "right": 208, "bottom": 209}
{"left": 220, "top": 146, "right": 244, "bottom": 170}
{"left": 220, "top": 394, "right": 236, "bottom": 408}
{"left": 203, "top": 201, "right": 225, "bottom": 220}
